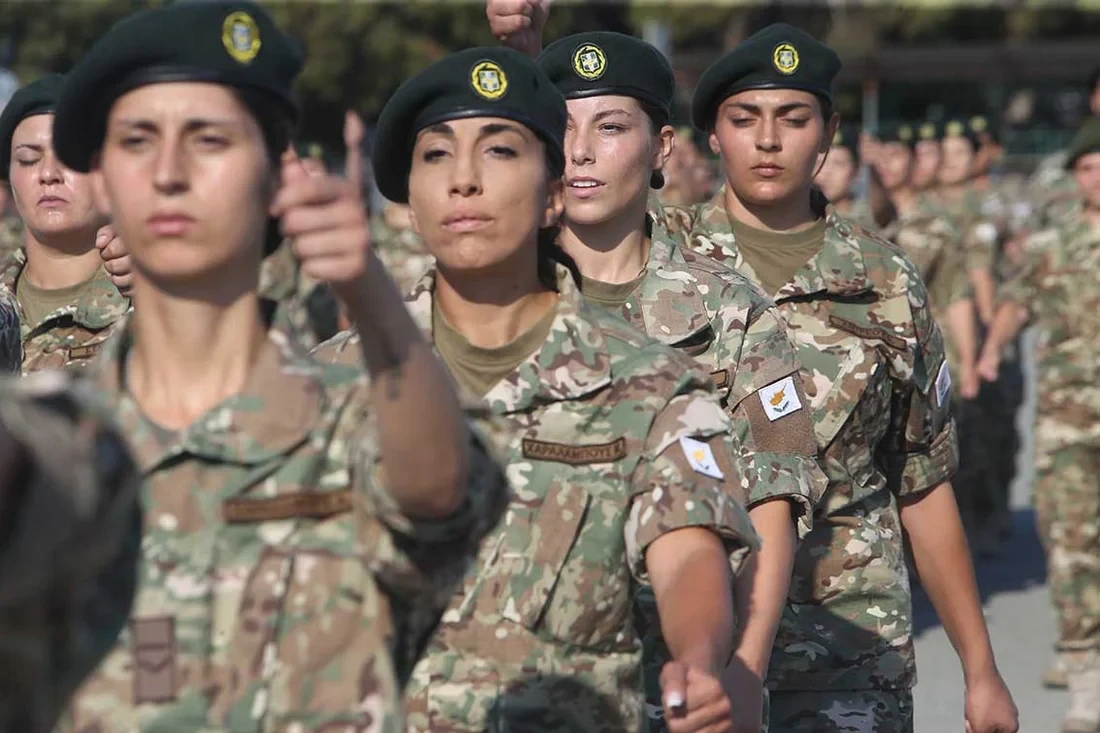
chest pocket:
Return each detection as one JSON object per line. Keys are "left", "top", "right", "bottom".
{"left": 452, "top": 444, "right": 640, "bottom": 653}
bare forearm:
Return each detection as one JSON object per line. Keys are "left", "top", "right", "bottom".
{"left": 347, "top": 252, "right": 468, "bottom": 518}
{"left": 733, "top": 500, "right": 796, "bottom": 676}
{"left": 969, "top": 269, "right": 997, "bottom": 324}
{"left": 981, "top": 302, "right": 1028, "bottom": 362}
{"left": 900, "top": 482, "right": 997, "bottom": 680}
{"left": 650, "top": 532, "right": 736, "bottom": 674}
{"left": 945, "top": 298, "right": 978, "bottom": 369}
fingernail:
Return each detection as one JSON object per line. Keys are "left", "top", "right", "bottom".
{"left": 666, "top": 692, "right": 684, "bottom": 709}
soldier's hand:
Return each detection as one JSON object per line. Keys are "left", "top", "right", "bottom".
{"left": 486, "top": 0, "right": 548, "bottom": 58}
{"left": 272, "top": 146, "right": 372, "bottom": 304}
{"left": 964, "top": 670, "right": 1019, "bottom": 733}
{"left": 976, "top": 349, "right": 1000, "bottom": 384}
{"left": 95, "top": 224, "right": 134, "bottom": 297}
{"left": 343, "top": 111, "right": 366, "bottom": 195}
{"left": 959, "top": 363, "right": 980, "bottom": 400}
{"left": 661, "top": 661, "right": 734, "bottom": 733}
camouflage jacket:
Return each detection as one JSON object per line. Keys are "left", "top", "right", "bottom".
{"left": 0, "top": 217, "right": 22, "bottom": 264}
{"left": 688, "top": 188, "right": 959, "bottom": 691}
{"left": 0, "top": 371, "right": 140, "bottom": 733}
{"left": 314, "top": 264, "right": 760, "bottom": 732}
{"left": 880, "top": 202, "right": 971, "bottom": 373}
{"left": 583, "top": 211, "right": 824, "bottom": 532}
{"left": 62, "top": 323, "right": 508, "bottom": 733}
{"left": 370, "top": 218, "right": 434, "bottom": 296}
{"left": 0, "top": 288, "right": 20, "bottom": 374}
{"left": 1000, "top": 211, "right": 1100, "bottom": 450}
{"left": 1027, "top": 150, "right": 1080, "bottom": 231}
{"left": 259, "top": 239, "right": 341, "bottom": 350}
{"left": 933, "top": 188, "right": 998, "bottom": 275}
{"left": 0, "top": 249, "right": 129, "bottom": 375}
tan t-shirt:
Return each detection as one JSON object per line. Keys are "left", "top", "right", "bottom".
{"left": 729, "top": 217, "right": 827, "bottom": 297}
{"left": 432, "top": 300, "right": 558, "bottom": 398}
{"left": 578, "top": 272, "right": 647, "bottom": 310}
{"left": 15, "top": 271, "right": 97, "bottom": 329}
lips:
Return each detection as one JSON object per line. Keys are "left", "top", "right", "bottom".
{"left": 147, "top": 212, "right": 196, "bottom": 237}
{"left": 752, "top": 164, "right": 784, "bottom": 179}
{"left": 567, "top": 176, "right": 605, "bottom": 199}
{"left": 36, "top": 195, "right": 67, "bottom": 207}
{"left": 442, "top": 212, "right": 492, "bottom": 233}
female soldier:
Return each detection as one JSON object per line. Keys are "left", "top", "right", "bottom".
{"left": 314, "top": 46, "right": 759, "bottom": 733}
{"left": 532, "top": 29, "right": 824, "bottom": 733}
{"left": 0, "top": 74, "right": 130, "bottom": 373}
{"left": 685, "top": 23, "right": 1018, "bottom": 733}
{"left": 50, "top": 3, "right": 506, "bottom": 731}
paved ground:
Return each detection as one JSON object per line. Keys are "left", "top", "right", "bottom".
{"left": 913, "top": 330, "right": 1065, "bottom": 732}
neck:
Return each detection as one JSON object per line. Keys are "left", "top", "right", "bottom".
{"left": 126, "top": 273, "right": 266, "bottom": 429}
{"left": 1082, "top": 204, "right": 1100, "bottom": 229}
{"left": 938, "top": 182, "right": 967, "bottom": 202}
{"left": 890, "top": 186, "right": 919, "bottom": 216}
{"left": 22, "top": 228, "right": 102, "bottom": 290}
{"left": 560, "top": 195, "right": 649, "bottom": 284}
{"left": 724, "top": 184, "right": 818, "bottom": 233}
{"left": 832, "top": 195, "right": 853, "bottom": 213}
{"left": 434, "top": 252, "right": 557, "bottom": 350}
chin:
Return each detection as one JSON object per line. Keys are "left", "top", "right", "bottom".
{"left": 563, "top": 199, "right": 617, "bottom": 227}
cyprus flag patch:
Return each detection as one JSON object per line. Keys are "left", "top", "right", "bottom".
{"left": 935, "top": 361, "right": 952, "bottom": 406}
{"left": 759, "top": 375, "right": 803, "bottom": 421}
{"left": 679, "top": 436, "right": 724, "bottom": 480}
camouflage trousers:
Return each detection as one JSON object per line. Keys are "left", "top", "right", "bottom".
{"left": 767, "top": 689, "right": 914, "bottom": 733}
{"left": 1034, "top": 444, "right": 1100, "bottom": 651}
{"left": 953, "top": 397, "right": 996, "bottom": 533}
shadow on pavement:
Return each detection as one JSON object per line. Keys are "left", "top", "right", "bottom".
{"left": 912, "top": 507, "right": 1047, "bottom": 636}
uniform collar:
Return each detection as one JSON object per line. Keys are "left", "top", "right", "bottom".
{"left": 2, "top": 248, "right": 130, "bottom": 334}
{"left": 407, "top": 263, "right": 612, "bottom": 413}
{"left": 92, "top": 321, "right": 326, "bottom": 472}
{"left": 692, "top": 186, "right": 872, "bottom": 300}
{"left": 633, "top": 212, "right": 716, "bottom": 345}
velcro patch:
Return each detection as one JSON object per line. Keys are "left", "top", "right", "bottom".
{"left": 759, "top": 375, "right": 803, "bottom": 422}
{"left": 935, "top": 361, "right": 952, "bottom": 406}
{"left": 522, "top": 437, "right": 627, "bottom": 465}
{"left": 67, "top": 344, "right": 98, "bottom": 360}
{"left": 709, "top": 369, "right": 729, "bottom": 389}
{"left": 222, "top": 489, "right": 352, "bottom": 523}
{"left": 679, "top": 435, "right": 724, "bottom": 479}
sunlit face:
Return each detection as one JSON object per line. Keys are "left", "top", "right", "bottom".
{"left": 407, "top": 116, "right": 562, "bottom": 278}
{"left": 709, "top": 88, "right": 835, "bottom": 208}
{"left": 9, "top": 113, "right": 103, "bottom": 245}
{"left": 874, "top": 142, "right": 914, "bottom": 192}
{"left": 1074, "top": 151, "right": 1100, "bottom": 211}
{"left": 938, "top": 136, "right": 975, "bottom": 186}
{"left": 815, "top": 144, "right": 856, "bottom": 202}
{"left": 561, "top": 95, "right": 670, "bottom": 227}
{"left": 92, "top": 82, "right": 274, "bottom": 286}
{"left": 911, "top": 139, "right": 942, "bottom": 190}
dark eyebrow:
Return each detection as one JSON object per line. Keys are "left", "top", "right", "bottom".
{"left": 725, "top": 102, "right": 813, "bottom": 116}
{"left": 111, "top": 117, "right": 238, "bottom": 133}
{"left": 13, "top": 143, "right": 44, "bottom": 153}
{"left": 421, "top": 121, "right": 525, "bottom": 138}
{"left": 593, "top": 108, "right": 633, "bottom": 122}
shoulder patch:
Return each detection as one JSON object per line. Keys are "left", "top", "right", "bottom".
{"left": 522, "top": 437, "right": 627, "bottom": 465}
{"left": 679, "top": 435, "right": 724, "bottom": 479}
{"left": 935, "top": 361, "right": 952, "bottom": 406}
{"left": 758, "top": 375, "right": 803, "bottom": 421}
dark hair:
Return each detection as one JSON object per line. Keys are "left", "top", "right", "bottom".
{"left": 233, "top": 89, "right": 296, "bottom": 257}
{"left": 637, "top": 100, "right": 669, "bottom": 189}
{"left": 536, "top": 146, "right": 580, "bottom": 289}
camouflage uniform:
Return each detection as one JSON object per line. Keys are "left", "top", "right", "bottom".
{"left": 880, "top": 204, "right": 990, "bottom": 538}
{"left": 314, "top": 264, "right": 761, "bottom": 733}
{"left": 370, "top": 217, "right": 434, "bottom": 296}
{"left": 687, "top": 188, "right": 959, "bottom": 731}
{"left": 590, "top": 209, "right": 826, "bottom": 732}
{"left": 0, "top": 248, "right": 129, "bottom": 375}
{"left": 0, "top": 217, "right": 22, "bottom": 265}
{"left": 0, "top": 370, "right": 141, "bottom": 733}
{"left": 1028, "top": 151, "right": 1080, "bottom": 231}
{"left": 259, "top": 238, "right": 341, "bottom": 350}
{"left": 999, "top": 212, "right": 1100, "bottom": 656}
{"left": 61, "top": 323, "right": 508, "bottom": 733}
{"left": 0, "top": 286, "right": 20, "bottom": 373}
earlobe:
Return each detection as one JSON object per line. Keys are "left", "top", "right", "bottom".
{"left": 409, "top": 209, "right": 421, "bottom": 235}
{"left": 542, "top": 179, "right": 565, "bottom": 228}
{"left": 708, "top": 133, "right": 721, "bottom": 157}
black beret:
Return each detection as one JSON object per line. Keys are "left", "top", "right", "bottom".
{"left": 537, "top": 32, "right": 674, "bottom": 124}
{"left": 691, "top": 23, "right": 841, "bottom": 130}
{"left": 0, "top": 74, "right": 66, "bottom": 181}
{"left": 54, "top": 0, "right": 302, "bottom": 173}
{"left": 877, "top": 122, "right": 917, "bottom": 148}
{"left": 942, "top": 118, "right": 979, "bottom": 151}
{"left": 372, "top": 46, "right": 566, "bottom": 205}
{"left": 1064, "top": 118, "right": 1100, "bottom": 170}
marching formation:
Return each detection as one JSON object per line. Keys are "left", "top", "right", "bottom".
{"left": 0, "top": 1, "right": 1094, "bottom": 732}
